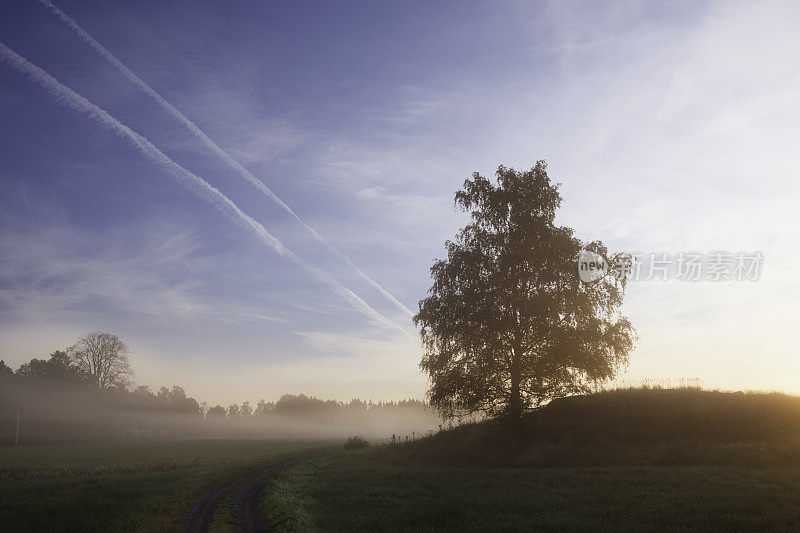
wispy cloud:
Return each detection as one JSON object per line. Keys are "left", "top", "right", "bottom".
{"left": 0, "top": 222, "right": 290, "bottom": 324}
{"left": 0, "top": 42, "right": 410, "bottom": 338}
{"left": 38, "top": 0, "right": 415, "bottom": 319}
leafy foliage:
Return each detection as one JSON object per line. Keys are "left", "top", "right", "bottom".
{"left": 0, "top": 360, "right": 14, "bottom": 376}
{"left": 415, "top": 162, "right": 635, "bottom": 420}
{"left": 68, "top": 332, "right": 133, "bottom": 390}
{"left": 15, "top": 350, "right": 87, "bottom": 384}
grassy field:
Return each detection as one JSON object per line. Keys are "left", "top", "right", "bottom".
{"left": 208, "top": 495, "right": 238, "bottom": 532}
{"left": 7, "top": 388, "right": 800, "bottom": 531}
{"left": 390, "top": 387, "right": 800, "bottom": 468}
{"left": 0, "top": 439, "right": 334, "bottom": 531}
{"left": 261, "top": 447, "right": 800, "bottom": 531}
{"left": 258, "top": 389, "right": 800, "bottom": 531}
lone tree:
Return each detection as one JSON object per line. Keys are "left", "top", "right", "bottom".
{"left": 68, "top": 332, "right": 133, "bottom": 390}
{"left": 414, "top": 162, "right": 635, "bottom": 423}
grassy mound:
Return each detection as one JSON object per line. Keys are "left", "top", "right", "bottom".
{"left": 391, "top": 387, "right": 800, "bottom": 467}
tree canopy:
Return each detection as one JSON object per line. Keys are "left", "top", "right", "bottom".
{"left": 15, "top": 350, "right": 87, "bottom": 383}
{"left": 414, "top": 162, "right": 636, "bottom": 422}
{"left": 68, "top": 332, "right": 133, "bottom": 390}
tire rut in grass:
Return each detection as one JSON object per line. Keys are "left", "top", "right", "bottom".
{"left": 181, "top": 452, "right": 323, "bottom": 533}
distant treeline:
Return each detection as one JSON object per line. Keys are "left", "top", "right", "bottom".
{"left": 0, "top": 347, "right": 439, "bottom": 445}
{"left": 0, "top": 351, "right": 428, "bottom": 419}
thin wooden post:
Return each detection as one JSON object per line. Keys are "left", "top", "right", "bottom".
{"left": 15, "top": 408, "right": 20, "bottom": 447}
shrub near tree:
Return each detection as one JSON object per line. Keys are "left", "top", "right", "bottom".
{"left": 415, "top": 162, "right": 636, "bottom": 424}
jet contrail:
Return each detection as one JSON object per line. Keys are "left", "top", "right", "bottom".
{"left": 38, "top": 0, "right": 415, "bottom": 319}
{"left": 0, "top": 42, "right": 412, "bottom": 339}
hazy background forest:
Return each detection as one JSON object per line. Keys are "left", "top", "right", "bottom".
{"left": 0, "top": 337, "right": 440, "bottom": 445}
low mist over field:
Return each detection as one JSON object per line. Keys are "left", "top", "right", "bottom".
{"left": 0, "top": 375, "right": 439, "bottom": 445}
{"left": 0, "top": 352, "right": 440, "bottom": 445}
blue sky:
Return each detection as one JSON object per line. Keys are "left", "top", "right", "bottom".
{"left": 2, "top": 0, "right": 799, "bottom": 405}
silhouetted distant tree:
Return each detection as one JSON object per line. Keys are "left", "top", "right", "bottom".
{"left": 227, "top": 403, "right": 240, "bottom": 418}
{"left": 15, "top": 359, "right": 47, "bottom": 378}
{"left": 274, "top": 394, "right": 330, "bottom": 417}
{"left": 240, "top": 401, "right": 253, "bottom": 417}
{"left": 16, "top": 350, "right": 87, "bottom": 383}
{"left": 132, "top": 385, "right": 155, "bottom": 398}
{"left": 157, "top": 386, "right": 171, "bottom": 402}
{"left": 165, "top": 386, "right": 201, "bottom": 415}
{"left": 255, "top": 399, "right": 274, "bottom": 415}
{"left": 207, "top": 405, "right": 226, "bottom": 418}
{"left": 415, "top": 162, "right": 636, "bottom": 423}
{"left": 0, "top": 359, "right": 13, "bottom": 375}
{"left": 151, "top": 385, "right": 200, "bottom": 415}
{"left": 68, "top": 332, "right": 133, "bottom": 390}
{"left": 348, "top": 399, "right": 368, "bottom": 414}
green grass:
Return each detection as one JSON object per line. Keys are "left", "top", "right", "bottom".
{"left": 0, "top": 439, "right": 334, "bottom": 532}
{"left": 261, "top": 448, "right": 800, "bottom": 531}
{"left": 208, "top": 495, "right": 238, "bottom": 532}
{"left": 393, "top": 387, "right": 800, "bottom": 468}
{"left": 259, "top": 389, "right": 800, "bottom": 531}
{"left": 9, "top": 389, "right": 800, "bottom": 531}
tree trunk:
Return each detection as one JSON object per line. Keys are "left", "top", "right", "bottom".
{"left": 509, "top": 349, "right": 522, "bottom": 427}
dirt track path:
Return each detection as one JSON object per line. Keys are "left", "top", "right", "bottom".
{"left": 181, "top": 452, "right": 322, "bottom": 533}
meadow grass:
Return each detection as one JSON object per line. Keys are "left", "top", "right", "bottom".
{"left": 0, "top": 439, "right": 334, "bottom": 531}
{"left": 7, "top": 388, "right": 800, "bottom": 531}
{"left": 260, "top": 448, "right": 800, "bottom": 531}
{"left": 208, "top": 495, "right": 238, "bottom": 532}
{"left": 259, "top": 389, "right": 800, "bottom": 531}
{"left": 395, "top": 387, "right": 800, "bottom": 468}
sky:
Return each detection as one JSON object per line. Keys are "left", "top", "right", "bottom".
{"left": 1, "top": 0, "right": 799, "bottom": 406}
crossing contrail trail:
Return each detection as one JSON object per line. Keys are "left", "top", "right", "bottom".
{"left": 38, "top": 0, "right": 415, "bottom": 319}
{"left": 0, "top": 42, "right": 412, "bottom": 339}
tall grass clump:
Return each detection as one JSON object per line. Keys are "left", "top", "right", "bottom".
{"left": 344, "top": 435, "right": 369, "bottom": 449}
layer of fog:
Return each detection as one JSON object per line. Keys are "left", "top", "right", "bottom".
{"left": 0, "top": 375, "right": 443, "bottom": 445}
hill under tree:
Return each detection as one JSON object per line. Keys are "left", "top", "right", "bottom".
{"left": 391, "top": 387, "right": 800, "bottom": 467}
